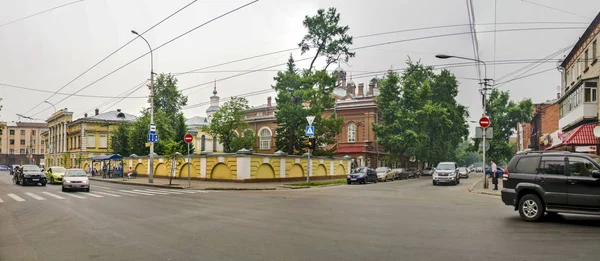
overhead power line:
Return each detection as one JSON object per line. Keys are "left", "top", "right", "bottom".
{"left": 21, "top": 0, "right": 199, "bottom": 116}
{"left": 0, "top": 82, "right": 146, "bottom": 98}
{"left": 495, "top": 67, "right": 557, "bottom": 88}
{"left": 520, "top": 0, "right": 593, "bottom": 21}
{"left": 0, "top": 0, "right": 84, "bottom": 28}
{"left": 87, "top": 79, "right": 150, "bottom": 113}
{"left": 496, "top": 43, "right": 575, "bottom": 82}
{"left": 27, "top": 0, "right": 260, "bottom": 118}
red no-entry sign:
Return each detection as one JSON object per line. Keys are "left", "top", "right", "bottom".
{"left": 184, "top": 133, "right": 193, "bottom": 144}
{"left": 479, "top": 117, "right": 491, "bottom": 128}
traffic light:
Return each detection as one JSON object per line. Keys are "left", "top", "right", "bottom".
{"left": 307, "top": 139, "right": 313, "bottom": 149}
{"left": 307, "top": 137, "right": 317, "bottom": 150}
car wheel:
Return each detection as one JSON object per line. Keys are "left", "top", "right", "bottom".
{"left": 518, "top": 194, "right": 544, "bottom": 222}
{"left": 347, "top": 181, "right": 351, "bottom": 185}
{"left": 85, "top": 188, "right": 90, "bottom": 192}
{"left": 41, "top": 182, "right": 46, "bottom": 186}
{"left": 62, "top": 186, "right": 66, "bottom": 192}
{"left": 50, "top": 177, "right": 54, "bottom": 184}
{"left": 21, "top": 180, "right": 26, "bottom": 186}
{"left": 457, "top": 178, "right": 460, "bottom": 184}
{"left": 432, "top": 180, "right": 436, "bottom": 186}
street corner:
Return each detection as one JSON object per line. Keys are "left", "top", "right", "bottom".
{"left": 468, "top": 176, "right": 501, "bottom": 196}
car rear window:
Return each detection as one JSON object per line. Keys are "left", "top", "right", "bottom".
{"left": 514, "top": 156, "right": 540, "bottom": 174}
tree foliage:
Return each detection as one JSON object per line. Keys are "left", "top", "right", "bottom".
{"left": 471, "top": 89, "right": 533, "bottom": 163}
{"left": 202, "top": 97, "right": 255, "bottom": 153}
{"left": 152, "top": 73, "right": 188, "bottom": 118}
{"left": 110, "top": 122, "right": 131, "bottom": 156}
{"left": 373, "top": 60, "right": 469, "bottom": 166}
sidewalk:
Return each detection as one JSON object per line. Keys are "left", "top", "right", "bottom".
{"left": 468, "top": 175, "right": 502, "bottom": 196}
{"left": 89, "top": 176, "right": 309, "bottom": 190}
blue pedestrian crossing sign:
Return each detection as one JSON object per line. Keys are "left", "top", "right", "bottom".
{"left": 147, "top": 133, "right": 159, "bottom": 143}
{"left": 305, "top": 126, "right": 315, "bottom": 137}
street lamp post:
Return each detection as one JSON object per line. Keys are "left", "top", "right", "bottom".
{"left": 436, "top": 54, "right": 492, "bottom": 189}
{"left": 131, "top": 30, "right": 155, "bottom": 184}
{"left": 44, "top": 101, "right": 56, "bottom": 113}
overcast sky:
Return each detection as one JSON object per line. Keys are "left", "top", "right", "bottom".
{"left": 1, "top": 0, "right": 599, "bottom": 137}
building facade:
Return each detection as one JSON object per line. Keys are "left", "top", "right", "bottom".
{"left": 529, "top": 100, "right": 560, "bottom": 151}
{"left": 552, "top": 12, "right": 600, "bottom": 152}
{"left": 0, "top": 122, "right": 48, "bottom": 165}
{"left": 43, "top": 109, "right": 73, "bottom": 167}
{"left": 186, "top": 84, "right": 224, "bottom": 153}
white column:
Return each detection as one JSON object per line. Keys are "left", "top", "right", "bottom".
{"left": 279, "top": 157, "right": 286, "bottom": 178}
{"left": 200, "top": 157, "right": 207, "bottom": 178}
{"left": 330, "top": 160, "right": 334, "bottom": 176}
{"left": 236, "top": 156, "right": 251, "bottom": 180}
{"left": 62, "top": 122, "right": 67, "bottom": 152}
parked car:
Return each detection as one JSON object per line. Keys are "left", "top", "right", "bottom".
{"left": 46, "top": 166, "right": 67, "bottom": 184}
{"left": 375, "top": 167, "right": 394, "bottom": 182}
{"left": 0, "top": 165, "right": 8, "bottom": 171}
{"left": 407, "top": 167, "right": 420, "bottom": 178}
{"left": 432, "top": 162, "right": 460, "bottom": 185}
{"left": 15, "top": 164, "right": 47, "bottom": 186}
{"left": 421, "top": 167, "right": 434, "bottom": 176}
{"left": 458, "top": 167, "right": 469, "bottom": 178}
{"left": 390, "top": 168, "right": 406, "bottom": 180}
{"left": 62, "top": 168, "right": 90, "bottom": 192}
{"left": 485, "top": 167, "right": 504, "bottom": 177}
{"left": 347, "top": 167, "right": 377, "bottom": 184}
{"left": 476, "top": 167, "right": 483, "bottom": 173}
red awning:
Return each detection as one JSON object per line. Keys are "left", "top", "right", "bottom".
{"left": 546, "top": 123, "right": 599, "bottom": 150}
{"left": 336, "top": 146, "right": 364, "bottom": 153}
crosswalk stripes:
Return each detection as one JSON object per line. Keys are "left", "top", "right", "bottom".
{"left": 93, "top": 191, "right": 121, "bottom": 197}
{"left": 144, "top": 189, "right": 185, "bottom": 195}
{"left": 93, "top": 185, "right": 112, "bottom": 190}
{"left": 7, "top": 193, "right": 25, "bottom": 202}
{"left": 42, "top": 192, "right": 65, "bottom": 199}
{"left": 85, "top": 193, "right": 104, "bottom": 198}
{"left": 61, "top": 192, "right": 86, "bottom": 199}
{"left": 0, "top": 197, "right": 3, "bottom": 203}
{"left": 25, "top": 192, "right": 46, "bottom": 200}
{"left": 118, "top": 190, "right": 154, "bottom": 196}
{"left": 135, "top": 189, "right": 176, "bottom": 195}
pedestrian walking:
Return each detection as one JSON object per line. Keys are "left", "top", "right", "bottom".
{"left": 491, "top": 160, "right": 498, "bottom": 190}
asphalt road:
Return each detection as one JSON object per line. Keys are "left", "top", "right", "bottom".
{"left": 1, "top": 171, "right": 600, "bottom": 261}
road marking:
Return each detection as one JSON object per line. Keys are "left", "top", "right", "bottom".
{"left": 7, "top": 193, "right": 25, "bottom": 202}
{"left": 25, "top": 192, "right": 46, "bottom": 200}
{"left": 94, "top": 191, "right": 121, "bottom": 197}
{"left": 118, "top": 190, "right": 154, "bottom": 196}
{"left": 60, "top": 192, "right": 86, "bottom": 199}
{"left": 143, "top": 189, "right": 185, "bottom": 195}
{"left": 42, "top": 192, "right": 65, "bottom": 199}
{"left": 93, "top": 185, "right": 112, "bottom": 190}
{"left": 151, "top": 189, "right": 203, "bottom": 194}
{"left": 0, "top": 197, "right": 3, "bottom": 203}
{"left": 107, "top": 191, "right": 137, "bottom": 196}
{"left": 133, "top": 189, "right": 170, "bottom": 195}
{"left": 85, "top": 193, "right": 104, "bottom": 198}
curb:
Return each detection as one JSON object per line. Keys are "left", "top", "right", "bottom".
{"left": 472, "top": 190, "right": 501, "bottom": 197}
{"left": 90, "top": 178, "right": 185, "bottom": 189}
{"left": 468, "top": 176, "right": 484, "bottom": 192}
{"left": 201, "top": 187, "right": 277, "bottom": 191}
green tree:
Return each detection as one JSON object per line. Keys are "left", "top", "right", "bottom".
{"left": 230, "top": 129, "right": 257, "bottom": 152}
{"left": 202, "top": 97, "right": 253, "bottom": 153}
{"left": 173, "top": 113, "right": 193, "bottom": 155}
{"left": 471, "top": 89, "right": 533, "bottom": 163}
{"left": 456, "top": 140, "right": 481, "bottom": 167}
{"left": 128, "top": 109, "right": 174, "bottom": 156}
{"left": 299, "top": 7, "right": 355, "bottom": 71}
{"left": 110, "top": 122, "right": 131, "bottom": 156}
{"left": 152, "top": 73, "right": 188, "bottom": 118}
{"left": 163, "top": 140, "right": 184, "bottom": 185}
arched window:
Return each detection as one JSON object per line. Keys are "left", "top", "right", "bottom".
{"left": 348, "top": 123, "right": 356, "bottom": 142}
{"left": 260, "top": 128, "right": 272, "bottom": 150}
{"left": 201, "top": 135, "right": 206, "bottom": 151}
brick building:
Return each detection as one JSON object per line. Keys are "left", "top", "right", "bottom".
{"left": 0, "top": 121, "right": 48, "bottom": 165}
{"left": 516, "top": 100, "right": 560, "bottom": 151}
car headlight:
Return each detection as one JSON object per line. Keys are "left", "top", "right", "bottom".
{"left": 82, "top": 180, "right": 88, "bottom": 183}
{"left": 65, "top": 180, "right": 71, "bottom": 183}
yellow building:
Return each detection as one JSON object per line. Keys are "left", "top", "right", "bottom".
{"left": 43, "top": 109, "right": 73, "bottom": 167}
{"left": 43, "top": 108, "right": 136, "bottom": 168}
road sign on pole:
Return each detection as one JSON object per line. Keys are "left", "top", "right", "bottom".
{"left": 184, "top": 133, "right": 193, "bottom": 144}
{"left": 147, "top": 133, "right": 158, "bottom": 143}
{"left": 479, "top": 116, "right": 490, "bottom": 128}
{"left": 305, "top": 126, "right": 315, "bottom": 137}
{"left": 184, "top": 133, "right": 193, "bottom": 188}
{"left": 149, "top": 123, "right": 156, "bottom": 134}
{"left": 306, "top": 116, "right": 315, "bottom": 126}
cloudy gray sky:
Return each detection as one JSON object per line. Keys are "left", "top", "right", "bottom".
{"left": 1, "top": 0, "right": 599, "bottom": 137}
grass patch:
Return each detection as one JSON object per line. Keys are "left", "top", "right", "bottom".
{"left": 289, "top": 179, "right": 347, "bottom": 187}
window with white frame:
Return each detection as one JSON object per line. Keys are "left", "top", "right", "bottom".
{"left": 86, "top": 135, "right": 95, "bottom": 148}
{"left": 348, "top": 123, "right": 356, "bottom": 142}
{"left": 260, "top": 128, "right": 272, "bottom": 150}
{"left": 584, "top": 81, "right": 598, "bottom": 102}
{"left": 99, "top": 135, "right": 107, "bottom": 148}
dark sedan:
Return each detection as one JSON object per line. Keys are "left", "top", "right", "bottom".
{"left": 347, "top": 167, "right": 378, "bottom": 184}
{"left": 15, "top": 165, "right": 47, "bottom": 186}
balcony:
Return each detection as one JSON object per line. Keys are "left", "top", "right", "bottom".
{"left": 559, "top": 102, "right": 597, "bottom": 130}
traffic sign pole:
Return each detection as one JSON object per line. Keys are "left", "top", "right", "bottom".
{"left": 184, "top": 133, "right": 193, "bottom": 188}
{"left": 306, "top": 116, "right": 315, "bottom": 183}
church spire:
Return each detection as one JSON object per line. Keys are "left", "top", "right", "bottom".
{"left": 212, "top": 79, "right": 217, "bottom": 95}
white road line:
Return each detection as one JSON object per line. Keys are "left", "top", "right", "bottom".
{"left": 93, "top": 191, "right": 121, "bottom": 197}
{"left": 151, "top": 189, "right": 202, "bottom": 194}
{"left": 25, "top": 192, "right": 46, "bottom": 201}
{"left": 85, "top": 193, "right": 104, "bottom": 198}
{"left": 142, "top": 189, "right": 185, "bottom": 195}
{"left": 0, "top": 197, "right": 3, "bottom": 203}
{"left": 93, "top": 185, "right": 112, "bottom": 190}
{"left": 106, "top": 191, "right": 137, "bottom": 196}
{"left": 60, "top": 192, "right": 86, "bottom": 199}
{"left": 42, "top": 192, "right": 65, "bottom": 199}
{"left": 118, "top": 190, "right": 154, "bottom": 196}
{"left": 133, "top": 189, "right": 170, "bottom": 195}
{"left": 7, "top": 193, "right": 25, "bottom": 202}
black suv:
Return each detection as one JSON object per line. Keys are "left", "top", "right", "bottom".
{"left": 502, "top": 151, "right": 600, "bottom": 222}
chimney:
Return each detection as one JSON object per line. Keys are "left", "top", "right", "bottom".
{"left": 267, "top": 96, "right": 272, "bottom": 107}
{"left": 347, "top": 83, "right": 355, "bottom": 95}
{"left": 368, "top": 82, "right": 375, "bottom": 96}
{"left": 117, "top": 109, "right": 121, "bottom": 112}
{"left": 358, "top": 83, "right": 364, "bottom": 96}
{"left": 95, "top": 108, "right": 99, "bottom": 115}
{"left": 84, "top": 113, "right": 88, "bottom": 118}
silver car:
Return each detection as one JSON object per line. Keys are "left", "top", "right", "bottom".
{"left": 432, "top": 162, "right": 460, "bottom": 186}
{"left": 62, "top": 169, "right": 90, "bottom": 192}
{"left": 458, "top": 167, "right": 469, "bottom": 178}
